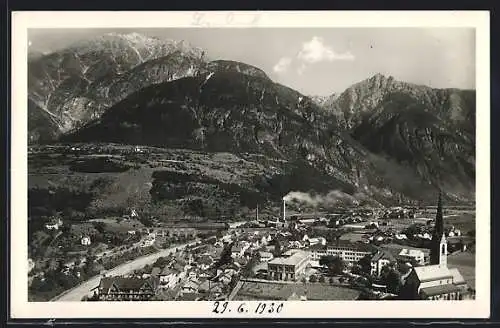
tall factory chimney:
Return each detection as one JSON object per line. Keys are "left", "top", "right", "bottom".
{"left": 282, "top": 198, "right": 286, "bottom": 221}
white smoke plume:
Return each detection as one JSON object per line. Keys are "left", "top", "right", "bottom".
{"left": 282, "top": 190, "right": 360, "bottom": 207}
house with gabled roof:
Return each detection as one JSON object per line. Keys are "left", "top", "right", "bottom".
{"left": 370, "top": 250, "right": 396, "bottom": 277}
{"left": 93, "top": 277, "right": 156, "bottom": 301}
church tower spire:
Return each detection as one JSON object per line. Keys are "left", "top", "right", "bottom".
{"left": 430, "top": 191, "right": 444, "bottom": 265}
{"left": 435, "top": 191, "right": 444, "bottom": 237}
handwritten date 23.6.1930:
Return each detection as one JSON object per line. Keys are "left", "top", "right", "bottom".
{"left": 212, "top": 301, "right": 284, "bottom": 315}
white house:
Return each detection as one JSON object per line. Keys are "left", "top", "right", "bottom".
{"left": 188, "top": 270, "right": 197, "bottom": 280}
{"left": 81, "top": 236, "right": 92, "bottom": 246}
{"left": 307, "top": 237, "right": 327, "bottom": 246}
{"left": 395, "top": 234, "right": 408, "bottom": 240}
{"left": 28, "top": 258, "right": 35, "bottom": 273}
{"left": 180, "top": 279, "right": 200, "bottom": 295}
{"left": 45, "top": 218, "right": 63, "bottom": 230}
{"left": 141, "top": 234, "right": 156, "bottom": 247}
{"left": 259, "top": 251, "right": 274, "bottom": 262}
{"left": 417, "top": 232, "right": 432, "bottom": 240}
{"left": 231, "top": 241, "right": 250, "bottom": 258}
{"left": 399, "top": 248, "right": 426, "bottom": 265}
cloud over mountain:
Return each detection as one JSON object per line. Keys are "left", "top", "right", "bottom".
{"left": 273, "top": 36, "right": 355, "bottom": 76}
{"left": 273, "top": 57, "right": 292, "bottom": 73}
{"left": 297, "top": 36, "right": 355, "bottom": 64}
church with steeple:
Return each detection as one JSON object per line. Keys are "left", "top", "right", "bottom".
{"left": 399, "top": 192, "right": 473, "bottom": 300}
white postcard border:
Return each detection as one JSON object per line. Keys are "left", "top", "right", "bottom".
{"left": 10, "top": 10, "right": 490, "bottom": 319}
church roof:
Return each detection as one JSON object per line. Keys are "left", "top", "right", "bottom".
{"left": 420, "top": 284, "right": 461, "bottom": 297}
{"left": 449, "top": 268, "right": 466, "bottom": 285}
{"left": 413, "top": 265, "right": 453, "bottom": 283}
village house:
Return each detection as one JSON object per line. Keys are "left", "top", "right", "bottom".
{"left": 304, "top": 236, "right": 327, "bottom": 247}
{"left": 370, "top": 250, "right": 396, "bottom": 277}
{"left": 231, "top": 241, "right": 250, "bottom": 258}
{"left": 381, "top": 243, "right": 430, "bottom": 265}
{"left": 267, "top": 217, "right": 287, "bottom": 229}
{"left": 28, "top": 258, "right": 35, "bottom": 273}
{"left": 267, "top": 249, "right": 310, "bottom": 281}
{"left": 197, "top": 254, "right": 214, "bottom": 270}
{"left": 398, "top": 248, "right": 426, "bottom": 265}
{"left": 180, "top": 279, "right": 200, "bottom": 295}
{"left": 187, "top": 269, "right": 198, "bottom": 280}
{"left": 140, "top": 233, "right": 156, "bottom": 247}
{"left": 159, "top": 266, "right": 185, "bottom": 289}
{"left": 45, "top": 217, "right": 63, "bottom": 230}
{"left": 80, "top": 236, "right": 92, "bottom": 246}
{"left": 93, "top": 277, "right": 156, "bottom": 301}
{"left": 259, "top": 251, "right": 274, "bottom": 262}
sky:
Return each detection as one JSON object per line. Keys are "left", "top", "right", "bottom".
{"left": 28, "top": 28, "right": 475, "bottom": 96}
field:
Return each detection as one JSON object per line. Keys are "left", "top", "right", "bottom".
{"left": 416, "top": 208, "right": 475, "bottom": 230}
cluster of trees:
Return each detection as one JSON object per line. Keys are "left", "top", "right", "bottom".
{"left": 29, "top": 252, "right": 101, "bottom": 301}
{"left": 379, "top": 264, "right": 402, "bottom": 294}
{"left": 214, "top": 241, "right": 234, "bottom": 269}
{"left": 69, "top": 157, "right": 131, "bottom": 173}
{"left": 272, "top": 238, "right": 284, "bottom": 258}
{"left": 308, "top": 274, "right": 327, "bottom": 283}
{"left": 319, "top": 255, "right": 345, "bottom": 276}
{"left": 241, "top": 252, "right": 261, "bottom": 278}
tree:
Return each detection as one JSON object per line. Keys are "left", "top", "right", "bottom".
{"left": 381, "top": 266, "right": 402, "bottom": 294}
{"left": 215, "top": 241, "right": 234, "bottom": 269}
{"left": 272, "top": 238, "right": 283, "bottom": 258}
{"left": 319, "top": 255, "right": 345, "bottom": 276}
{"left": 329, "top": 277, "right": 335, "bottom": 284}
{"left": 61, "top": 222, "right": 72, "bottom": 234}
{"left": 309, "top": 275, "right": 317, "bottom": 283}
{"left": 216, "top": 230, "right": 224, "bottom": 239}
{"left": 357, "top": 254, "right": 372, "bottom": 275}
{"left": 318, "top": 276, "right": 326, "bottom": 283}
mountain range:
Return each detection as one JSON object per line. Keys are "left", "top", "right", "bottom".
{"left": 27, "top": 32, "right": 476, "bottom": 207}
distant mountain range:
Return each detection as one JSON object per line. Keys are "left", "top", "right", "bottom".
{"left": 28, "top": 32, "right": 476, "bottom": 205}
